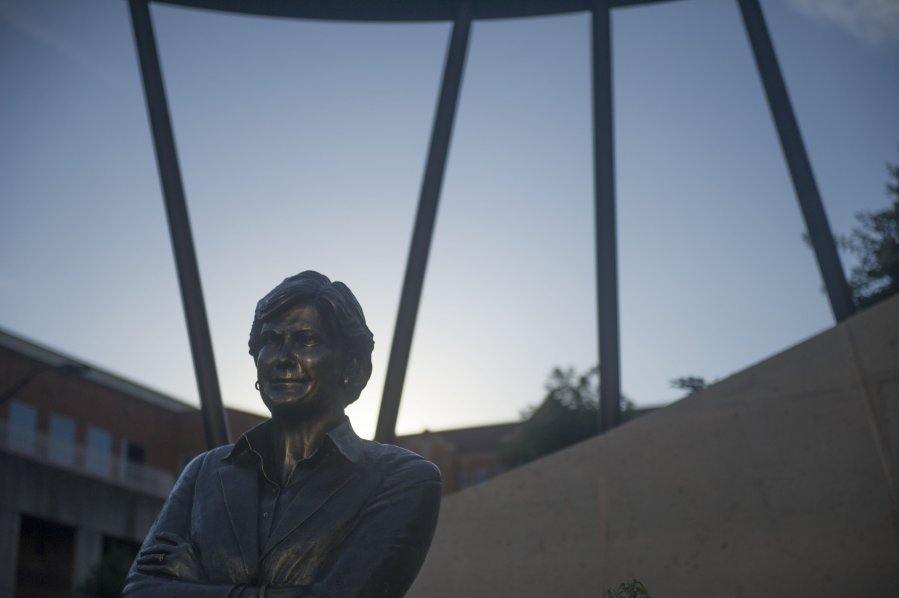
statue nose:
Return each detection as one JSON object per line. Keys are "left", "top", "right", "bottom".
{"left": 276, "top": 342, "right": 296, "bottom": 363}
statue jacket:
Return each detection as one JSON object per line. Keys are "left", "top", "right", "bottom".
{"left": 123, "top": 418, "right": 442, "bottom": 597}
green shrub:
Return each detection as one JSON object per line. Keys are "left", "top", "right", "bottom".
{"left": 605, "top": 578, "right": 652, "bottom": 598}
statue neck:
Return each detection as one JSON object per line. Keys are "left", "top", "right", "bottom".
{"left": 270, "top": 406, "right": 344, "bottom": 485}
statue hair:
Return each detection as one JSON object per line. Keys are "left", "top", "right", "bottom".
{"left": 248, "top": 271, "right": 374, "bottom": 405}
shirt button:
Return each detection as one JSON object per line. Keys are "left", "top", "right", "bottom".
{"left": 263, "top": 512, "right": 270, "bottom": 518}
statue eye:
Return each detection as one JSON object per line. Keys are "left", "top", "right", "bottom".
{"left": 259, "top": 331, "right": 279, "bottom": 346}
{"left": 298, "top": 332, "right": 322, "bottom": 347}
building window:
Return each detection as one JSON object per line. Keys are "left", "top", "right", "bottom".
{"left": 47, "top": 413, "right": 77, "bottom": 466}
{"left": 120, "top": 439, "right": 146, "bottom": 482}
{"left": 8, "top": 399, "right": 38, "bottom": 454}
{"left": 85, "top": 426, "right": 113, "bottom": 477}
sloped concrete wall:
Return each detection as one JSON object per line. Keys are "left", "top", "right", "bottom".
{"left": 409, "top": 295, "right": 899, "bottom": 598}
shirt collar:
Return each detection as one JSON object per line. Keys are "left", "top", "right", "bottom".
{"left": 223, "top": 416, "right": 364, "bottom": 464}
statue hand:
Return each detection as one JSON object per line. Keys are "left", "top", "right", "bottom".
{"left": 135, "top": 532, "right": 205, "bottom": 580}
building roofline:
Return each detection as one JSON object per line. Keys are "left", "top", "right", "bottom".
{"left": 397, "top": 420, "right": 521, "bottom": 439}
{"left": 0, "top": 327, "right": 195, "bottom": 413}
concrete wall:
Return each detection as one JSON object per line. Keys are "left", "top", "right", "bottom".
{"left": 409, "top": 295, "right": 899, "bottom": 598}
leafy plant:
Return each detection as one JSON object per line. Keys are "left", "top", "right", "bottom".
{"left": 806, "top": 155, "right": 899, "bottom": 309}
{"left": 670, "top": 375, "right": 708, "bottom": 395}
{"left": 500, "top": 366, "right": 638, "bottom": 468}
{"left": 845, "top": 160, "right": 899, "bottom": 308}
{"left": 76, "top": 545, "right": 134, "bottom": 598}
{"left": 605, "top": 578, "right": 653, "bottom": 598}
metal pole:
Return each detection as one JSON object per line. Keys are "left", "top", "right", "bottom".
{"left": 737, "top": 0, "right": 855, "bottom": 322}
{"left": 375, "top": 0, "right": 472, "bottom": 443}
{"left": 592, "top": 0, "right": 622, "bottom": 432}
{"left": 128, "top": 0, "right": 230, "bottom": 448}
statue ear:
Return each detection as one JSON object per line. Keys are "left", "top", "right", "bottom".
{"left": 342, "top": 357, "right": 361, "bottom": 387}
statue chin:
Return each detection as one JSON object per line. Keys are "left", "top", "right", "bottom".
{"left": 262, "top": 383, "right": 312, "bottom": 407}
{"left": 262, "top": 389, "right": 338, "bottom": 422}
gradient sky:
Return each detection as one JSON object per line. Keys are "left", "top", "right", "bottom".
{"left": 1, "top": 0, "right": 897, "bottom": 437}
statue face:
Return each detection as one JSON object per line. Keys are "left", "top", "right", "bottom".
{"left": 255, "top": 302, "right": 345, "bottom": 418}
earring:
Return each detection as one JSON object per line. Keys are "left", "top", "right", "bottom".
{"left": 255, "top": 380, "right": 261, "bottom": 391}
{"left": 343, "top": 376, "right": 349, "bottom": 385}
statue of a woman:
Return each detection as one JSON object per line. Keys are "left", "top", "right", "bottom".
{"left": 124, "top": 271, "right": 442, "bottom": 597}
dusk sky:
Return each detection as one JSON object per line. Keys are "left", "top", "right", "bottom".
{"left": 2, "top": 0, "right": 897, "bottom": 437}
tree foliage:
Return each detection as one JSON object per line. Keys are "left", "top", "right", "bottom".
{"left": 670, "top": 375, "right": 707, "bottom": 395}
{"left": 605, "top": 579, "right": 653, "bottom": 598}
{"left": 846, "top": 159, "right": 899, "bottom": 308}
{"left": 501, "top": 366, "right": 634, "bottom": 468}
{"left": 75, "top": 546, "right": 134, "bottom": 598}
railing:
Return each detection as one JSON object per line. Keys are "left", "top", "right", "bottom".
{"left": 0, "top": 420, "right": 174, "bottom": 498}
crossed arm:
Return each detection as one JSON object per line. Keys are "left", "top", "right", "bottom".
{"left": 123, "top": 453, "right": 248, "bottom": 597}
{"left": 123, "top": 453, "right": 442, "bottom": 598}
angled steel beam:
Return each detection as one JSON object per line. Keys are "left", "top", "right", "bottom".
{"left": 375, "top": 0, "right": 472, "bottom": 443}
{"left": 129, "top": 0, "right": 230, "bottom": 448}
{"left": 738, "top": 0, "right": 855, "bottom": 322}
{"left": 592, "top": 0, "right": 622, "bottom": 432}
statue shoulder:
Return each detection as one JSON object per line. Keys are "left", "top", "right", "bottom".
{"left": 364, "top": 440, "right": 442, "bottom": 485}
{"left": 174, "top": 444, "right": 235, "bottom": 479}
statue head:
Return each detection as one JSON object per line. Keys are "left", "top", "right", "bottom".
{"left": 249, "top": 271, "right": 374, "bottom": 408}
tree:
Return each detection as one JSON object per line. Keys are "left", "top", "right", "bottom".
{"left": 76, "top": 546, "right": 134, "bottom": 598}
{"left": 846, "top": 159, "right": 899, "bottom": 308}
{"left": 670, "top": 375, "right": 707, "bottom": 395}
{"left": 501, "top": 366, "right": 635, "bottom": 468}
{"left": 605, "top": 579, "right": 653, "bottom": 598}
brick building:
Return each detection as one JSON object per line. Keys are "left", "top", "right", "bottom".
{"left": 0, "top": 328, "right": 266, "bottom": 597}
{"left": 395, "top": 422, "right": 522, "bottom": 495}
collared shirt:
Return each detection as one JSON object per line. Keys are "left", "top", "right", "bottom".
{"left": 226, "top": 418, "right": 354, "bottom": 555}
{"left": 226, "top": 416, "right": 364, "bottom": 465}
{"left": 125, "top": 415, "right": 442, "bottom": 596}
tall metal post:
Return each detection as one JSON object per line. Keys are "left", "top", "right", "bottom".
{"left": 592, "top": 0, "right": 622, "bottom": 432}
{"left": 375, "top": 0, "right": 472, "bottom": 443}
{"left": 738, "top": 0, "right": 855, "bottom": 322}
{"left": 128, "top": 0, "right": 230, "bottom": 448}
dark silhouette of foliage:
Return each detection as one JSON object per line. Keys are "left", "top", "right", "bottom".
{"left": 76, "top": 545, "right": 134, "bottom": 598}
{"left": 605, "top": 578, "right": 653, "bottom": 598}
{"left": 670, "top": 375, "right": 707, "bottom": 395}
{"left": 846, "top": 159, "right": 899, "bottom": 308}
{"left": 501, "top": 366, "right": 635, "bottom": 468}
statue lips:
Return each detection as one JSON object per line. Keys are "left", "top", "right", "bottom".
{"left": 271, "top": 379, "right": 307, "bottom": 387}
{"left": 270, "top": 373, "right": 311, "bottom": 385}
{"left": 265, "top": 375, "right": 313, "bottom": 403}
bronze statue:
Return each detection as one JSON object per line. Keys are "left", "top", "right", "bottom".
{"left": 124, "top": 271, "right": 442, "bottom": 597}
